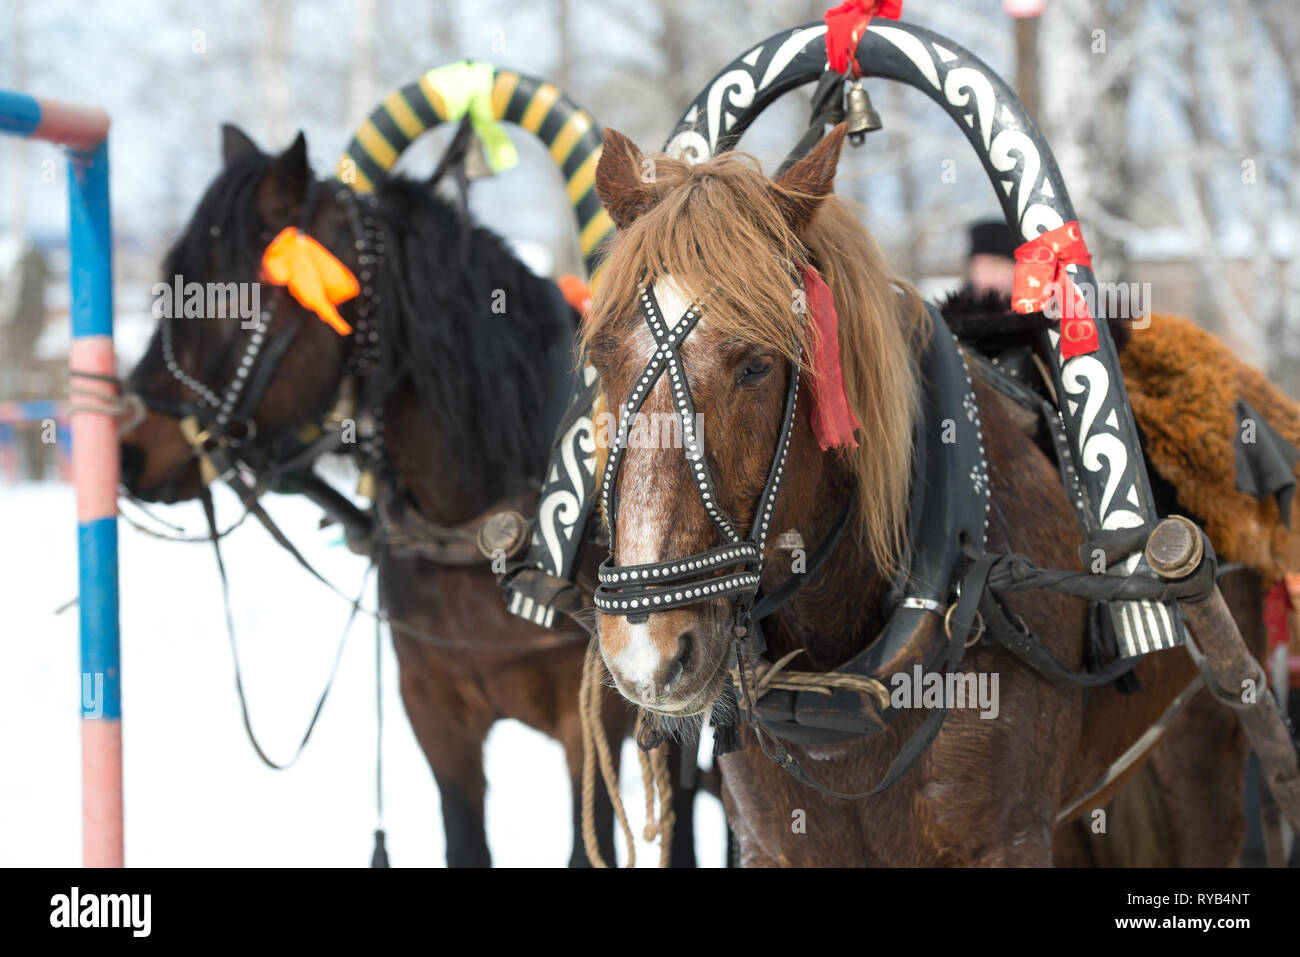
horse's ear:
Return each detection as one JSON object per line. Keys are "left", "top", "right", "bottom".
{"left": 255, "top": 131, "right": 311, "bottom": 227}
{"left": 772, "top": 123, "right": 847, "bottom": 232}
{"left": 595, "top": 128, "right": 656, "bottom": 230}
{"left": 221, "top": 123, "right": 260, "bottom": 167}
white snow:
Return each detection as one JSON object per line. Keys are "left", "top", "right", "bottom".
{"left": 0, "top": 482, "right": 725, "bottom": 867}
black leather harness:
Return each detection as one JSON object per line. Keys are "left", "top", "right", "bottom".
{"left": 746, "top": 303, "right": 991, "bottom": 745}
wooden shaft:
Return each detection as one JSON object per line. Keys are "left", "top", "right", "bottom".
{"left": 1147, "top": 517, "right": 1300, "bottom": 835}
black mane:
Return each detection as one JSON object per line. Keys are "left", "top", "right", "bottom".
{"left": 371, "top": 176, "right": 576, "bottom": 482}
{"left": 163, "top": 151, "right": 274, "bottom": 283}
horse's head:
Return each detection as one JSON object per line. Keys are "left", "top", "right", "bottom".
{"left": 122, "top": 126, "right": 362, "bottom": 502}
{"left": 585, "top": 124, "right": 925, "bottom": 717}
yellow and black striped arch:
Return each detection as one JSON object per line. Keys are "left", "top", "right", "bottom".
{"left": 338, "top": 66, "right": 614, "bottom": 274}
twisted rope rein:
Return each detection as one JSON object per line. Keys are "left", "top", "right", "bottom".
{"left": 579, "top": 638, "right": 675, "bottom": 868}
{"left": 733, "top": 647, "right": 892, "bottom": 710}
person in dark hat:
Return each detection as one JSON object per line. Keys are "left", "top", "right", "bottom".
{"left": 967, "top": 219, "right": 1017, "bottom": 297}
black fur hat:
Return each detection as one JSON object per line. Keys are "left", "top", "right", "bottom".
{"left": 969, "top": 220, "right": 1016, "bottom": 260}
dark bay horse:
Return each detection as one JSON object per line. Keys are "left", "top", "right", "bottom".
{"left": 120, "top": 126, "right": 698, "bottom": 866}
{"left": 582, "top": 123, "right": 1261, "bottom": 866}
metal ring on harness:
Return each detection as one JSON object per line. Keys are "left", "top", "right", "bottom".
{"left": 944, "top": 601, "right": 985, "bottom": 649}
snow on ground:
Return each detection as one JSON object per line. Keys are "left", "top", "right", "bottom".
{"left": 0, "top": 482, "right": 725, "bottom": 867}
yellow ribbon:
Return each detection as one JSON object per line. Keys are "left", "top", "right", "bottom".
{"left": 425, "top": 61, "right": 518, "bottom": 173}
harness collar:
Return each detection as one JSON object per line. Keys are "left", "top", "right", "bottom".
{"left": 593, "top": 282, "right": 799, "bottom": 619}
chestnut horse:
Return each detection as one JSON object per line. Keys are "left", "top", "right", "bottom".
{"left": 120, "top": 126, "right": 699, "bottom": 867}
{"left": 583, "top": 123, "right": 1261, "bottom": 866}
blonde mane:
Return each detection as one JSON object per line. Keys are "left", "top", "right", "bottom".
{"left": 583, "top": 149, "right": 930, "bottom": 572}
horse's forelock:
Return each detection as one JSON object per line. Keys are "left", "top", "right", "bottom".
{"left": 585, "top": 148, "right": 928, "bottom": 574}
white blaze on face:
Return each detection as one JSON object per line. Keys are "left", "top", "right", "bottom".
{"left": 605, "top": 275, "right": 700, "bottom": 696}
{"left": 616, "top": 275, "right": 698, "bottom": 567}
{"left": 611, "top": 620, "right": 661, "bottom": 703}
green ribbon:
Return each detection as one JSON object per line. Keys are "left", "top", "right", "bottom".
{"left": 424, "top": 61, "right": 518, "bottom": 173}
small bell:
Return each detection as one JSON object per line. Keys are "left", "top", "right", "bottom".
{"left": 355, "top": 467, "right": 377, "bottom": 500}
{"left": 463, "top": 131, "right": 493, "bottom": 180}
{"left": 844, "top": 80, "right": 882, "bottom": 145}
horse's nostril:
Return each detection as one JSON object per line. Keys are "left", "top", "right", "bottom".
{"left": 120, "top": 442, "right": 144, "bottom": 490}
{"left": 664, "top": 630, "right": 694, "bottom": 692}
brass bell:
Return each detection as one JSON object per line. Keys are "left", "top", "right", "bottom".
{"left": 844, "top": 81, "right": 882, "bottom": 145}
{"left": 463, "top": 131, "right": 493, "bottom": 180}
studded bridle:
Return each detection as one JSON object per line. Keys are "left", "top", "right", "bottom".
{"left": 138, "top": 180, "right": 387, "bottom": 489}
{"left": 593, "top": 283, "right": 801, "bottom": 623}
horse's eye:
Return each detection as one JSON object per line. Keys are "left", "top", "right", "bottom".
{"left": 737, "top": 358, "right": 773, "bottom": 386}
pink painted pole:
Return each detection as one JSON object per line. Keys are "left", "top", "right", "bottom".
{"left": 68, "top": 137, "right": 122, "bottom": 868}
{"left": 3, "top": 89, "right": 122, "bottom": 867}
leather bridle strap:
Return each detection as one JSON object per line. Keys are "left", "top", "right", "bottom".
{"left": 750, "top": 490, "right": 856, "bottom": 623}
{"left": 201, "top": 487, "right": 370, "bottom": 771}
{"left": 594, "top": 283, "right": 799, "bottom": 618}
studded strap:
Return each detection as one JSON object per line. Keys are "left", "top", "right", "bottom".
{"left": 594, "top": 281, "right": 800, "bottom": 617}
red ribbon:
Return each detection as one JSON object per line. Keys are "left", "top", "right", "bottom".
{"left": 1264, "top": 577, "right": 1296, "bottom": 652}
{"left": 799, "top": 265, "right": 862, "bottom": 451}
{"left": 1011, "top": 220, "right": 1099, "bottom": 360}
{"left": 824, "top": 0, "right": 902, "bottom": 77}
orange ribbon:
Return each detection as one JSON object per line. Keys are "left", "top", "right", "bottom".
{"left": 1012, "top": 221, "right": 1099, "bottom": 359}
{"left": 556, "top": 273, "right": 593, "bottom": 316}
{"left": 260, "top": 227, "right": 360, "bottom": 336}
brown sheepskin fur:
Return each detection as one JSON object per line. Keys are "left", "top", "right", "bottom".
{"left": 1121, "top": 313, "right": 1300, "bottom": 580}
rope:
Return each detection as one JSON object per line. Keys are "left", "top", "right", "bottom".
{"left": 579, "top": 639, "right": 636, "bottom": 867}
{"left": 633, "top": 712, "right": 676, "bottom": 868}
{"left": 576, "top": 640, "right": 677, "bottom": 868}
{"left": 731, "top": 648, "right": 892, "bottom": 710}
{"left": 65, "top": 371, "right": 147, "bottom": 434}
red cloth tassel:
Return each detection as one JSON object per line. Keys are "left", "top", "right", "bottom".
{"left": 1011, "top": 220, "right": 1100, "bottom": 360}
{"left": 799, "top": 265, "right": 862, "bottom": 451}
{"left": 824, "top": 0, "right": 903, "bottom": 77}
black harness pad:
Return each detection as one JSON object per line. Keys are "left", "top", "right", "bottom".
{"left": 755, "top": 304, "right": 990, "bottom": 742}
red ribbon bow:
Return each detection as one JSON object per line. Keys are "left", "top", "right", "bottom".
{"left": 799, "top": 265, "right": 862, "bottom": 451}
{"left": 824, "top": 0, "right": 903, "bottom": 77}
{"left": 1011, "top": 220, "right": 1099, "bottom": 360}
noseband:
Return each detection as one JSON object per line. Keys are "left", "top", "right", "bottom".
{"left": 593, "top": 283, "right": 800, "bottom": 622}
